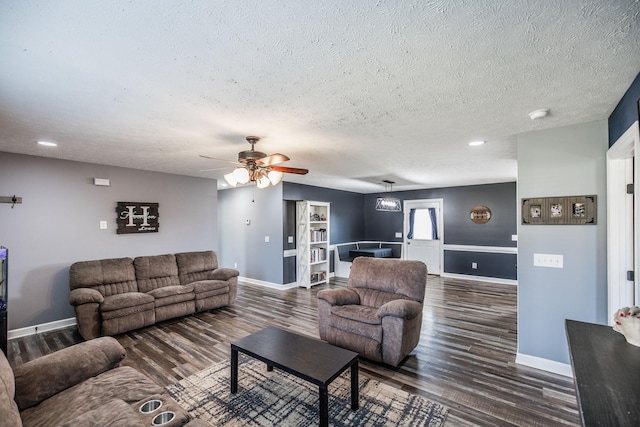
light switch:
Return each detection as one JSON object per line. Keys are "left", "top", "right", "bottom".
{"left": 288, "top": 236, "right": 294, "bottom": 243}
{"left": 395, "top": 232, "right": 402, "bottom": 238}
{"left": 533, "top": 253, "right": 563, "bottom": 268}
{"left": 99, "top": 221, "right": 108, "bottom": 230}
{"left": 265, "top": 236, "right": 270, "bottom": 243}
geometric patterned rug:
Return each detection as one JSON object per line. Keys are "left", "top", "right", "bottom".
{"left": 167, "top": 355, "right": 448, "bottom": 426}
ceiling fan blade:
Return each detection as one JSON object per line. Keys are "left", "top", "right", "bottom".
{"left": 271, "top": 165, "right": 309, "bottom": 175}
{"left": 199, "top": 167, "right": 229, "bottom": 172}
{"left": 199, "top": 154, "right": 239, "bottom": 165}
{"left": 256, "top": 153, "right": 290, "bottom": 166}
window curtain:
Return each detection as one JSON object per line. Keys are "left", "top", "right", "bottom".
{"left": 428, "top": 207, "right": 439, "bottom": 240}
{"left": 407, "top": 208, "right": 416, "bottom": 239}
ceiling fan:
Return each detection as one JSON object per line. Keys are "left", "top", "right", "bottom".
{"left": 200, "top": 136, "right": 308, "bottom": 188}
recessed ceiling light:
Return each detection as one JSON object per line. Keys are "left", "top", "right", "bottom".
{"left": 468, "top": 140, "right": 486, "bottom": 146}
{"left": 37, "top": 141, "right": 57, "bottom": 147}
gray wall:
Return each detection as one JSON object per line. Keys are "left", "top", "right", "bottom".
{"left": 0, "top": 152, "right": 218, "bottom": 330}
{"left": 517, "top": 120, "right": 608, "bottom": 364}
{"left": 218, "top": 184, "right": 284, "bottom": 284}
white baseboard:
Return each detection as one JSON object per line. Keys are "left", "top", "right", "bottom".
{"left": 8, "top": 317, "right": 77, "bottom": 340}
{"left": 441, "top": 272, "right": 517, "bottom": 286}
{"left": 240, "top": 272, "right": 336, "bottom": 290}
{"left": 515, "top": 352, "right": 573, "bottom": 377}
{"left": 239, "top": 276, "right": 298, "bottom": 290}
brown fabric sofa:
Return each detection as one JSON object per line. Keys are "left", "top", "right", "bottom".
{"left": 69, "top": 251, "right": 238, "bottom": 340}
{"left": 0, "top": 337, "right": 209, "bottom": 427}
{"left": 317, "top": 257, "right": 427, "bottom": 367}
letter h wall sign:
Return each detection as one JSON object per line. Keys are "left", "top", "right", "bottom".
{"left": 116, "top": 202, "right": 159, "bottom": 234}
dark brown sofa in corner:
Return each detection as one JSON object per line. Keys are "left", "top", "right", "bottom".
{"left": 69, "top": 251, "right": 238, "bottom": 340}
{"left": 0, "top": 337, "right": 209, "bottom": 427}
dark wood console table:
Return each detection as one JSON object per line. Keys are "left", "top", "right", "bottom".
{"left": 565, "top": 319, "right": 640, "bottom": 426}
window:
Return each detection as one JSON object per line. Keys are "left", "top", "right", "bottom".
{"left": 407, "top": 208, "right": 438, "bottom": 240}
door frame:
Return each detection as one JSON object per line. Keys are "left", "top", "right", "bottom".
{"left": 403, "top": 198, "right": 444, "bottom": 274}
{"left": 607, "top": 120, "right": 640, "bottom": 322}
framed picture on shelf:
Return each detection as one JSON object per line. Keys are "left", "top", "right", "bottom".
{"left": 522, "top": 195, "right": 596, "bottom": 225}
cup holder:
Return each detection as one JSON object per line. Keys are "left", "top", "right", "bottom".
{"left": 152, "top": 411, "right": 175, "bottom": 426}
{"left": 139, "top": 399, "right": 163, "bottom": 414}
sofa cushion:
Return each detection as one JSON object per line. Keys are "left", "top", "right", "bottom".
{"left": 19, "top": 366, "right": 164, "bottom": 427}
{"left": 331, "top": 305, "right": 381, "bottom": 325}
{"left": 13, "top": 337, "right": 126, "bottom": 411}
{"left": 57, "top": 397, "right": 143, "bottom": 427}
{"left": 0, "top": 349, "right": 22, "bottom": 427}
{"left": 134, "top": 254, "right": 181, "bottom": 293}
{"left": 69, "top": 258, "right": 138, "bottom": 296}
{"left": 175, "top": 251, "right": 219, "bottom": 285}
{"left": 190, "top": 280, "right": 229, "bottom": 297}
{"left": 328, "top": 308, "right": 383, "bottom": 342}
{"left": 348, "top": 257, "right": 427, "bottom": 303}
{"left": 148, "top": 285, "right": 195, "bottom": 308}
{"left": 147, "top": 284, "right": 194, "bottom": 299}
{"left": 100, "top": 292, "right": 154, "bottom": 313}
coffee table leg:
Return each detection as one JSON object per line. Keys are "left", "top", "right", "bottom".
{"left": 351, "top": 361, "right": 359, "bottom": 410}
{"left": 231, "top": 348, "right": 238, "bottom": 394}
{"left": 319, "top": 386, "right": 328, "bottom": 427}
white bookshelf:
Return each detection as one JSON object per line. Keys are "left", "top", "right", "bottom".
{"left": 296, "top": 201, "right": 330, "bottom": 288}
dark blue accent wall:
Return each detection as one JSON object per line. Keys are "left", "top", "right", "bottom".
{"left": 280, "top": 181, "right": 516, "bottom": 283}
{"left": 364, "top": 182, "right": 517, "bottom": 280}
{"left": 444, "top": 251, "right": 517, "bottom": 280}
{"left": 363, "top": 182, "right": 517, "bottom": 246}
{"left": 609, "top": 70, "right": 640, "bottom": 146}
{"left": 283, "top": 182, "right": 365, "bottom": 244}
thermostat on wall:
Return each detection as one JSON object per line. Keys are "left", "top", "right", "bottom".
{"left": 93, "top": 178, "right": 110, "bottom": 186}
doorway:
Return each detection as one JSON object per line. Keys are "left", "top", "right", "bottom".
{"left": 403, "top": 199, "right": 444, "bottom": 275}
{"left": 607, "top": 119, "right": 639, "bottom": 321}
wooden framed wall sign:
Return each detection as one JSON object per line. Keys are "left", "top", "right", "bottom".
{"left": 116, "top": 202, "right": 159, "bottom": 234}
{"left": 522, "top": 195, "right": 596, "bottom": 225}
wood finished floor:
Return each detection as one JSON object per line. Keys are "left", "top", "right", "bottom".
{"left": 8, "top": 276, "right": 580, "bottom": 426}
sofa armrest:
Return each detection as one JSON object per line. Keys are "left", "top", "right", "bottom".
{"left": 208, "top": 267, "right": 239, "bottom": 281}
{"left": 317, "top": 288, "right": 360, "bottom": 306}
{"left": 377, "top": 299, "right": 423, "bottom": 320}
{"left": 69, "top": 287, "right": 104, "bottom": 306}
{"left": 13, "top": 337, "right": 126, "bottom": 410}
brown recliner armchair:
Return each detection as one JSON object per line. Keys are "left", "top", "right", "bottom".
{"left": 317, "top": 257, "right": 427, "bottom": 367}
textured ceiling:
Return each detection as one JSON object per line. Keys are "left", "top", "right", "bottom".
{"left": 1, "top": 1, "right": 639, "bottom": 193}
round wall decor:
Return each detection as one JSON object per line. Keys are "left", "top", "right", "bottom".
{"left": 470, "top": 205, "right": 491, "bottom": 224}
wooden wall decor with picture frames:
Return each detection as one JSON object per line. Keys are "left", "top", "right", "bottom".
{"left": 522, "top": 195, "right": 596, "bottom": 225}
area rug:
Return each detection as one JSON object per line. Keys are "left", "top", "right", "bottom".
{"left": 167, "top": 356, "right": 448, "bottom": 426}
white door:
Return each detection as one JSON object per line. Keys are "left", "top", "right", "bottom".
{"left": 404, "top": 199, "right": 443, "bottom": 275}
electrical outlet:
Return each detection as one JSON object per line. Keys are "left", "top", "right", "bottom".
{"left": 471, "top": 262, "right": 478, "bottom": 269}
{"left": 288, "top": 236, "right": 294, "bottom": 243}
{"left": 264, "top": 236, "right": 270, "bottom": 243}
{"left": 234, "top": 262, "right": 238, "bottom": 268}
{"left": 395, "top": 232, "right": 402, "bottom": 238}
{"left": 99, "top": 220, "right": 108, "bottom": 230}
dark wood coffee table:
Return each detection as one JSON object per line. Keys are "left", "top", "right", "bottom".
{"left": 230, "top": 326, "right": 359, "bottom": 427}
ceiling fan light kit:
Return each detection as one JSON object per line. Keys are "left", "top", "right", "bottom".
{"left": 206, "top": 136, "right": 308, "bottom": 188}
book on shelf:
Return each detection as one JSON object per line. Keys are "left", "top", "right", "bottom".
{"left": 310, "top": 247, "right": 326, "bottom": 263}
{"left": 310, "top": 270, "right": 327, "bottom": 284}
{"left": 310, "top": 229, "right": 327, "bottom": 242}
